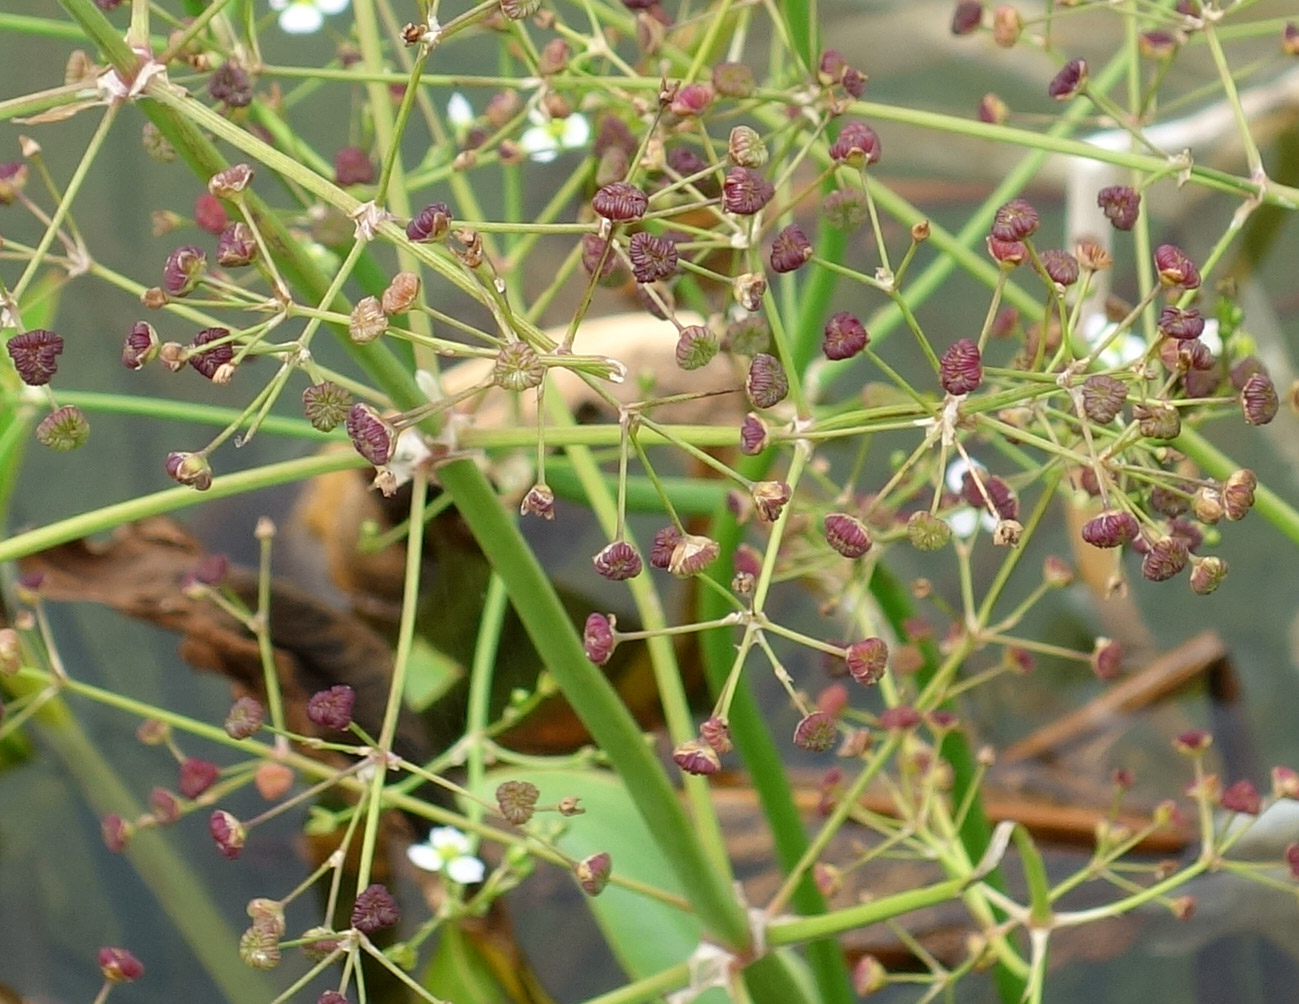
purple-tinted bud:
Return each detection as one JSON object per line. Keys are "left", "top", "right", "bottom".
{"left": 351, "top": 884, "right": 400, "bottom": 933}
{"left": 951, "top": 0, "right": 983, "bottom": 34}
{"left": 1240, "top": 372, "right": 1279, "bottom": 426}
{"left": 739, "top": 413, "right": 767, "bottom": 455}
{"left": 712, "top": 61, "right": 755, "bottom": 98}
{"left": 753, "top": 481, "right": 792, "bottom": 522}
{"left": 987, "top": 236, "right": 1027, "bottom": 266}
{"left": 627, "top": 231, "right": 679, "bottom": 282}
{"left": 1154, "top": 244, "right": 1201, "bottom": 289}
{"left": 583, "top": 613, "right": 616, "bottom": 665}
{"left": 224, "top": 696, "right": 265, "bottom": 739}
{"left": 36, "top": 405, "right": 90, "bottom": 451}
{"left": 179, "top": 758, "right": 220, "bottom": 799}
{"left": 1080, "top": 509, "right": 1138, "bottom": 548}
{"left": 0, "top": 161, "right": 29, "bottom": 204}
{"left": 700, "top": 717, "right": 733, "bottom": 755}
{"left": 102, "top": 814, "right": 131, "bottom": 853}
{"left": 1158, "top": 306, "right": 1205, "bottom": 341}
{"left": 1189, "top": 555, "right": 1228, "bottom": 595}
{"left": 907, "top": 510, "right": 952, "bottom": 550}
{"left": 878, "top": 706, "right": 922, "bottom": 731}
{"left": 1134, "top": 400, "right": 1181, "bottom": 440}
{"left": 1047, "top": 58, "right": 1088, "bottom": 100}
{"left": 649, "top": 526, "right": 682, "bottom": 569}
{"left": 979, "top": 92, "right": 1009, "bottom": 124}
{"left": 99, "top": 947, "right": 145, "bottom": 983}
{"left": 829, "top": 121, "right": 882, "bottom": 167}
{"left": 334, "top": 147, "right": 375, "bottom": 186}
{"left": 1039, "top": 249, "right": 1079, "bottom": 286}
{"left": 1222, "top": 469, "right": 1257, "bottom": 522}
{"left": 216, "top": 222, "right": 258, "bottom": 268}
{"left": 745, "top": 353, "right": 788, "bottom": 409}
{"left": 406, "top": 202, "right": 451, "bottom": 243}
{"left": 188, "top": 327, "right": 234, "bottom": 380}
{"left": 194, "top": 193, "right": 228, "bottom": 236}
{"left": 824, "top": 512, "right": 873, "bottom": 558}
{"left": 1141, "top": 536, "right": 1190, "bottom": 581}
{"left": 939, "top": 338, "right": 983, "bottom": 395}
{"left": 1174, "top": 729, "right": 1213, "bottom": 755}
{"left": 1081, "top": 374, "right": 1127, "bottom": 423}
{"left": 307, "top": 684, "right": 355, "bottom": 731}
{"left": 673, "top": 738, "right": 721, "bottom": 775}
{"left": 1097, "top": 185, "right": 1140, "bottom": 230}
{"left": 592, "top": 182, "right": 648, "bottom": 222}
{"left": 991, "top": 198, "right": 1039, "bottom": 241}
{"left": 163, "top": 245, "right": 206, "bottom": 296}
{"left": 1148, "top": 484, "right": 1189, "bottom": 518}
{"left": 1220, "top": 779, "right": 1261, "bottom": 815}
{"left": 674, "top": 324, "right": 719, "bottom": 371}
{"left": 723, "top": 167, "right": 775, "bottom": 215}
{"left": 165, "top": 451, "right": 213, "bottom": 490}
{"left": 345, "top": 403, "right": 396, "bottom": 466}
{"left": 793, "top": 712, "right": 839, "bottom": 752}
{"left": 520, "top": 483, "right": 556, "bottom": 520}
{"left": 208, "top": 164, "right": 253, "bottom": 199}
{"left": 961, "top": 471, "right": 1018, "bottom": 520}
{"left": 593, "top": 541, "right": 643, "bottom": 581}
{"left": 770, "top": 224, "right": 813, "bottom": 273}
{"left": 208, "top": 61, "right": 252, "bottom": 107}
{"left": 209, "top": 809, "right": 246, "bottom": 859}
{"left": 845, "top": 638, "right": 888, "bottom": 685}
{"left": 1091, "top": 637, "right": 1123, "bottom": 680}
{"left": 822, "top": 310, "right": 869, "bottom": 360}
{"left": 669, "top": 82, "right": 714, "bottom": 117}
{"left": 301, "top": 381, "right": 353, "bottom": 433}
{"left": 149, "top": 787, "right": 181, "bottom": 826}
{"left": 575, "top": 852, "right": 612, "bottom": 896}
{"left": 122, "top": 321, "right": 160, "bottom": 370}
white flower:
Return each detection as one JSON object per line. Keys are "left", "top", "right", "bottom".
{"left": 269, "top": 0, "right": 350, "bottom": 35}
{"left": 407, "top": 826, "right": 486, "bottom": 884}
{"left": 518, "top": 108, "right": 591, "bottom": 163}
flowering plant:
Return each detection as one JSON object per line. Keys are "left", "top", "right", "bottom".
{"left": 1, "top": 1, "right": 1298, "bottom": 1002}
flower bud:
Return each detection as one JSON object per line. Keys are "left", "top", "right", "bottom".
{"left": 254, "top": 761, "right": 294, "bottom": 801}
{"left": 209, "top": 61, "right": 252, "bottom": 107}
{"left": 1158, "top": 306, "right": 1204, "bottom": 341}
{"left": 673, "top": 738, "right": 721, "bottom": 775}
{"left": 1222, "top": 468, "right": 1257, "bottom": 521}
{"left": 1140, "top": 536, "right": 1189, "bottom": 582}
{"left": 723, "top": 167, "right": 775, "bottom": 215}
{"left": 7, "top": 328, "right": 64, "bottom": 385}
{"left": 583, "top": 613, "right": 616, "bottom": 665}
{"left": 727, "top": 125, "right": 767, "bottom": 168}
{"left": 575, "top": 852, "right": 612, "bottom": 896}
{"left": 163, "top": 245, "right": 205, "bottom": 296}
{"left": 991, "top": 198, "right": 1039, "bottom": 241}
{"left": 351, "top": 883, "right": 400, "bottom": 933}
{"left": 951, "top": 1, "right": 983, "bottom": 35}
{"left": 179, "top": 758, "right": 219, "bottom": 799}
{"left": 907, "top": 510, "right": 952, "bottom": 550}
{"left": 1039, "top": 248, "right": 1079, "bottom": 286}
{"left": 1091, "top": 637, "right": 1122, "bottom": 680}
{"left": 1047, "top": 58, "right": 1087, "bottom": 100}
{"left": 793, "top": 711, "right": 839, "bottom": 752}
{"left": 1081, "top": 374, "right": 1127, "bottom": 424}
{"left": 0, "top": 161, "right": 28, "bottom": 204}
{"left": 1220, "top": 779, "right": 1261, "bottom": 815}
{"left": 334, "top": 147, "right": 375, "bottom": 186}
{"left": 1272, "top": 766, "right": 1299, "bottom": 800}
{"left": 845, "top": 638, "right": 888, "bottom": 685}
{"left": 738, "top": 413, "right": 767, "bottom": 455}
{"left": 769, "top": 224, "right": 812, "bottom": 274}
{"left": 992, "top": 4, "right": 1021, "bottom": 46}
{"left": 102, "top": 813, "right": 132, "bottom": 853}
{"left": 1081, "top": 509, "right": 1138, "bottom": 548}
{"left": 1153, "top": 244, "right": 1201, "bottom": 289}
{"left": 1189, "top": 555, "right": 1227, "bottom": 595}
{"left": 628, "top": 231, "right": 678, "bottom": 283}
{"left": 829, "top": 121, "right": 881, "bottom": 167}
{"left": 961, "top": 471, "right": 1018, "bottom": 520}
{"left": 1097, "top": 185, "right": 1140, "bottom": 230}
{"left": 853, "top": 955, "right": 887, "bottom": 996}
{"left": 225, "top": 696, "right": 265, "bottom": 739}
{"left": 165, "top": 451, "right": 214, "bottom": 491}
{"left": 700, "top": 717, "right": 733, "bottom": 755}
{"left": 209, "top": 809, "right": 246, "bottom": 859}
{"left": 1240, "top": 372, "right": 1279, "bottom": 425}
{"left": 99, "top": 947, "right": 145, "bottom": 983}
{"left": 592, "top": 181, "right": 648, "bottom": 222}
{"left": 520, "top": 483, "right": 556, "bottom": 520}
{"left": 669, "top": 82, "right": 713, "bottom": 118}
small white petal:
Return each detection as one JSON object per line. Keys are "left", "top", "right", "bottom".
{"left": 949, "top": 508, "right": 979, "bottom": 539}
{"left": 269, "top": 0, "right": 289, "bottom": 9}
{"left": 560, "top": 114, "right": 591, "bottom": 148}
{"left": 279, "top": 2, "right": 324, "bottom": 33}
{"left": 1199, "top": 318, "right": 1222, "bottom": 356}
{"left": 945, "top": 457, "right": 983, "bottom": 493}
{"left": 429, "top": 826, "right": 471, "bottom": 855}
{"left": 447, "top": 93, "right": 474, "bottom": 128}
{"left": 446, "top": 855, "right": 486, "bottom": 884}
{"left": 316, "top": 0, "right": 350, "bottom": 14}
{"left": 407, "top": 842, "right": 445, "bottom": 872}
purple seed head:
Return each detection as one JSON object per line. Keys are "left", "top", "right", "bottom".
{"left": 1240, "top": 372, "right": 1279, "bottom": 425}
{"left": 334, "top": 147, "right": 376, "bottom": 186}
{"left": 102, "top": 814, "right": 132, "bottom": 853}
{"left": 98, "top": 947, "right": 145, "bottom": 983}
{"left": 822, "top": 311, "right": 868, "bottom": 360}
{"left": 987, "top": 236, "right": 1027, "bottom": 267}
{"left": 583, "top": 612, "right": 616, "bottom": 665}
{"left": 351, "top": 884, "right": 400, "bottom": 933}
{"left": 592, "top": 181, "right": 648, "bottom": 222}
{"left": 991, "top": 198, "right": 1040, "bottom": 241}
{"left": 580, "top": 234, "right": 627, "bottom": 286}
{"left": 824, "top": 512, "right": 873, "bottom": 558}
{"left": 593, "top": 541, "right": 643, "bottom": 581}
{"left": 752, "top": 481, "right": 792, "bottom": 522}
{"left": 649, "top": 526, "right": 682, "bottom": 569}
{"left": 951, "top": 1, "right": 983, "bottom": 35}
{"left": 845, "top": 638, "right": 888, "bottom": 685}
{"left": 224, "top": 696, "right": 265, "bottom": 739}
{"left": 520, "top": 483, "right": 556, "bottom": 520}
{"left": 939, "top": 338, "right": 983, "bottom": 395}
{"left": 770, "top": 224, "right": 813, "bottom": 274}
{"left": 627, "top": 231, "right": 679, "bottom": 282}
{"left": 878, "top": 706, "right": 922, "bottom": 731}
{"left": 700, "top": 717, "right": 733, "bottom": 755}
{"left": 195, "top": 193, "right": 228, "bottom": 236}
{"left": 208, "top": 61, "right": 252, "bottom": 107}
{"left": 345, "top": 403, "right": 396, "bottom": 466}
{"left": 669, "top": 82, "right": 714, "bottom": 118}
{"left": 1081, "top": 374, "right": 1127, "bottom": 424}
{"left": 828, "top": 121, "right": 881, "bottom": 167}
{"left": 1141, "top": 535, "right": 1190, "bottom": 582}
{"left": 165, "top": 451, "right": 213, "bottom": 491}
{"left": 1189, "top": 555, "right": 1228, "bottom": 596}
{"left": 668, "top": 534, "right": 721, "bottom": 577}
{"left": 1097, "top": 185, "right": 1141, "bottom": 230}
{"left": 961, "top": 471, "right": 1018, "bottom": 520}
{"left": 1158, "top": 306, "right": 1205, "bottom": 341}
{"left": 722, "top": 167, "right": 775, "bottom": 215}
{"left": 208, "top": 163, "right": 253, "bottom": 198}
{"left": 216, "top": 222, "right": 258, "bottom": 268}
{"left": 1220, "top": 779, "right": 1261, "bottom": 815}
{"left": 673, "top": 738, "right": 721, "bottom": 776}
{"left": 188, "top": 327, "right": 233, "bottom": 380}
{"left": 307, "top": 684, "right": 355, "bottom": 731}
{"left": 1040, "top": 249, "right": 1079, "bottom": 286}
{"left": 793, "top": 711, "right": 839, "bottom": 752}
{"left": 1080, "top": 509, "right": 1139, "bottom": 548}
{"left": 745, "top": 353, "right": 789, "bottom": 409}
{"left": 122, "top": 321, "right": 160, "bottom": 370}
{"left": 406, "top": 202, "right": 451, "bottom": 243}
{"left": 179, "top": 757, "right": 220, "bottom": 799}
